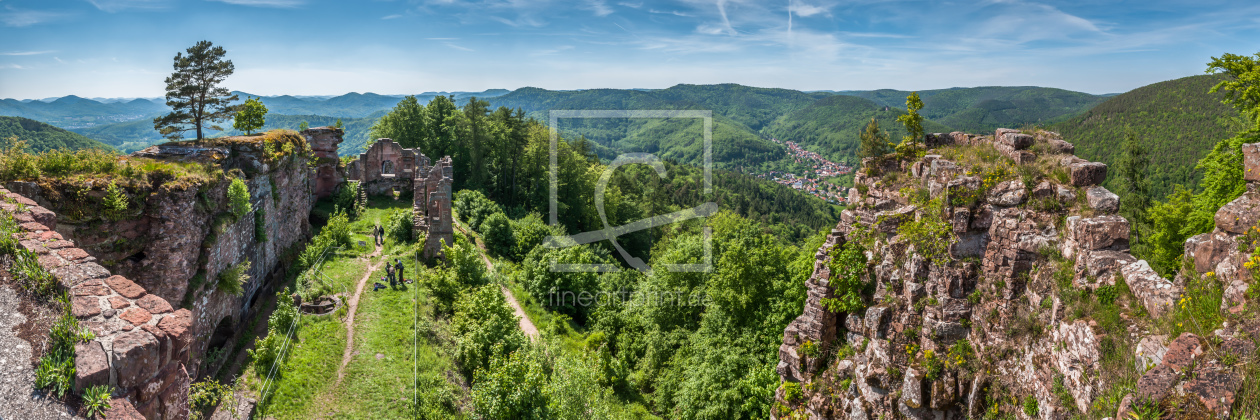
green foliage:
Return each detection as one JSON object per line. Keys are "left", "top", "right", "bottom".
{"left": 858, "top": 118, "right": 890, "bottom": 161}
{"left": 897, "top": 197, "right": 953, "bottom": 265}
{"left": 454, "top": 189, "right": 503, "bottom": 232}
{"left": 298, "top": 121, "right": 309, "bottom": 131}
{"left": 1095, "top": 284, "right": 1118, "bottom": 305}
{"left": 471, "top": 346, "right": 551, "bottom": 420}
{"left": 519, "top": 245, "right": 605, "bottom": 323}
{"left": 510, "top": 213, "right": 554, "bottom": 262}
{"left": 227, "top": 177, "right": 252, "bottom": 220}
{"left": 103, "top": 181, "right": 129, "bottom": 221}
{"left": 843, "top": 86, "right": 1105, "bottom": 133}
{"left": 1168, "top": 271, "right": 1224, "bottom": 337}
{"left": 443, "top": 240, "right": 487, "bottom": 286}
{"left": 922, "top": 349, "right": 943, "bottom": 381}
{"left": 1207, "top": 51, "right": 1260, "bottom": 127}
{"left": 13, "top": 245, "right": 58, "bottom": 298}
{"left": 248, "top": 288, "right": 298, "bottom": 375}
{"left": 1050, "top": 74, "right": 1244, "bottom": 199}
{"left": 154, "top": 40, "right": 238, "bottom": 140}
{"left": 385, "top": 208, "right": 412, "bottom": 243}
{"left": 189, "top": 379, "right": 232, "bottom": 420}
{"left": 761, "top": 95, "right": 951, "bottom": 166}
{"left": 799, "top": 340, "right": 819, "bottom": 358}
{"left": 482, "top": 212, "right": 514, "bottom": 257}
{"left": 896, "top": 92, "right": 925, "bottom": 146}
{"left": 234, "top": 96, "right": 268, "bottom": 135}
{"left": 1052, "top": 375, "right": 1077, "bottom": 413}
{"left": 782, "top": 382, "right": 803, "bottom": 403}
{"left": 452, "top": 285, "right": 527, "bottom": 379}
{"left": 820, "top": 241, "right": 868, "bottom": 313}
{"left": 1116, "top": 130, "right": 1151, "bottom": 247}
{"left": 217, "top": 260, "right": 249, "bottom": 297}
{"left": 0, "top": 117, "right": 114, "bottom": 153}
{"left": 36, "top": 302, "right": 91, "bottom": 399}
{"left": 82, "top": 385, "right": 113, "bottom": 419}
{"left": 334, "top": 118, "right": 344, "bottom": 129}
{"left": 1022, "top": 395, "right": 1039, "bottom": 417}
{"left": 333, "top": 181, "right": 363, "bottom": 221}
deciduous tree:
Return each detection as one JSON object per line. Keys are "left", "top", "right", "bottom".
{"left": 233, "top": 97, "right": 267, "bottom": 135}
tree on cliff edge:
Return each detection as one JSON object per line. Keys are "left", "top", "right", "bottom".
{"left": 154, "top": 40, "right": 238, "bottom": 141}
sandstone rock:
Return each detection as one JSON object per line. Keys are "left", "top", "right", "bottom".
{"left": 72, "top": 296, "right": 101, "bottom": 318}
{"left": 156, "top": 364, "right": 191, "bottom": 420}
{"left": 113, "top": 329, "right": 160, "bottom": 390}
{"left": 1031, "top": 181, "right": 1055, "bottom": 199}
{"left": 1119, "top": 260, "right": 1180, "bottom": 318}
{"left": 865, "top": 306, "right": 891, "bottom": 339}
{"left": 1085, "top": 186, "right": 1119, "bottom": 213}
{"left": 1073, "top": 215, "right": 1130, "bottom": 251}
{"left": 1134, "top": 335, "right": 1168, "bottom": 373}
{"left": 120, "top": 307, "right": 153, "bottom": 326}
{"left": 1074, "top": 250, "right": 1136, "bottom": 287}
{"left": 945, "top": 176, "right": 980, "bottom": 206}
{"left": 104, "top": 397, "right": 145, "bottom": 420}
{"left": 72, "top": 280, "right": 110, "bottom": 296}
{"left": 949, "top": 232, "right": 989, "bottom": 259}
{"left": 109, "top": 296, "right": 130, "bottom": 309}
{"left": 848, "top": 187, "right": 861, "bottom": 204}
{"left": 900, "top": 367, "right": 924, "bottom": 409}
{"left": 1162, "top": 333, "right": 1203, "bottom": 371}
{"left": 1069, "top": 162, "right": 1107, "bottom": 186}
{"left": 1214, "top": 193, "right": 1260, "bottom": 234}
{"left": 925, "top": 133, "right": 953, "bottom": 148}
{"left": 1183, "top": 367, "right": 1242, "bottom": 419}
{"left": 1056, "top": 185, "right": 1077, "bottom": 203}
{"left": 74, "top": 341, "right": 109, "bottom": 392}
{"left": 137, "top": 294, "right": 173, "bottom": 314}
{"left": 1052, "top": 321, "right": 1101, "bottom": 413}
{"left": 874, "top": 205, "right": 916, "bottom": 234}
{"left": 970, "top": 205, "right": 993, "bottom": 230}
{"left": 1244, "top": 142, "right": 1260, "bottom": 182}
{"left": 845, "top": 313, "right": 864, "bottom": 335}
{"left": 105, "top": 275, "right": 146, "bottom": 299}
{"left": 1135, "top": 364, "right": 1178, "bottom": 404}
{"left": 1223, "top": 279, "right": 1250, "bottom": 311}
{"left": 1184, "top": 232, "right": 1237, "bottom": 274}
{"left": 1047, "top": 139, "right": 1075, "bottom": 155}
{"left": 950, "top": 207, "right": 970, "bottom": 233}
{"left": 986, "top": 180, "right": 1026, "bottom": 207}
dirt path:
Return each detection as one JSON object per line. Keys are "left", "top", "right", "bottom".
{"left": 335, "top": 242, "right": 385, "bottom": 384}
{"left": 455, "top": 220, "right": 539, "bottom": 340}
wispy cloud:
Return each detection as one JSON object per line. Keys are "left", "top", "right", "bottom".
{"left": 382, "top": 14, "right": 403, "bottom": 19}
{"left": 1, "top": 50, "right": 56, "bottom": 56}
{"left": 207, "top": 0, "right": 305, "bottom": 8}
{"left": 85, "top": 0, "right": 168, "bottom": 12}
{"left": 1, "top": 6, "right": 71, "bottom": 27}
{"left": 444, "top": 42, "right": 474, "bottom": 52}
{"left": 0, "top": 64, "right": 27, "bottom": 70}
{"left": 584, "top": 0, "right": 612, "bottom": 17}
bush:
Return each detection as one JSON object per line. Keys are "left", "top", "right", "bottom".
{"left": 1023, "top": 395, "right": 1039, "bottom": 417}
{"left": 189, "top": 379, "right": 232, "bottom": 420}
{"left": 386, "top": 208, "right": 412, "bottom": 244}
{"left": 217, "top": 260, "right": 250, "bottom": 297}
{"left": 443, "top": 240, "right": 486, "bottom": 286}
{"left": 482, "top": 212, "right": 514, "bottom": 257}
{"left": 333, "top": 181, "right": 363, "bottom": 221}
{"left": 452, "top": 285, "right": 526, "bottom": 379}
{"left": 510, "top": 213, "right": 555, "bottom": 262}
{"left": 248, "top": 288, "right": 298, "bottom": 376}
{"left": 254, "top": 206, "right": 267, "bottom": 242}
{"left": 82, "top": 384, "right": 113, "bottom": 419}
{"left": 227, "top": 178, "right": 252, "bottom": 220}
{"left": 820, "top": 241, "right": 869, "bottom": 313}
{"left": 782, "top": 381, "right": 803, "bottom": 403}
{"left": 454, "top": 189, "right": 501, "bottom": 232}
{"left": 103, "top": 181, "right": 128, "bottom": 221}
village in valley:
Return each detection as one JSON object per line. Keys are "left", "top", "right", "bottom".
{"left": 756, "top": 138, "right": 854, "bottom": 205}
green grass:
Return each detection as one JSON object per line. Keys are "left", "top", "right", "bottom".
{"left": 250, "top": 315, "right": 347, "bottom": 418}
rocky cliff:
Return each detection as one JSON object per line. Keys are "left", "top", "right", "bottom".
{"left": 7, "top": 129, "right": 329, "bottom": 381}
{"left": 774, "top": 131, "right": 1260, "bottom": 419}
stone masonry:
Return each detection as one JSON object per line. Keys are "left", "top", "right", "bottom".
{"left": 0, "top": 187, "right": 191, "bottom": 420}
{"left": 347, "top": 138, "right": 423, "bottom": 196}
{"left": 303, "top": 127, "right": 345, "bottom": 200}
{"left": 415, "top": 156, "right": 454, "bottom": 260}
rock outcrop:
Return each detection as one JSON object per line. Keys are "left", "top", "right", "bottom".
{"left": 772, "top": 130, "right": 1260, "bottom": 420}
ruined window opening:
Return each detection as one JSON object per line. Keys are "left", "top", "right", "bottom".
{"left": 382, "top": 160, "right": 394, "bottom": 175}
{"left": 126, "top": 251, "right": 146, "bottom": 263}
{"left": 207, "top": 316, "right": 235, "bottom": 353}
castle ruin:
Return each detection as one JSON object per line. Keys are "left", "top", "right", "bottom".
{"left": 346, "top": 139, "right": 454, "bottom": 259}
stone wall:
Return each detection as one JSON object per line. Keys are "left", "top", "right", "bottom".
{"left": 0, "top": 187, "right": 192, "bottom": 420}
{"left": 774, "top": 130, "right": 1260, "bottom": 419}
{"left": 303, "top": 127, "right": 345, "bottom": 200}
{"left": 414, "top": 156, "right": 454, "bottom": 260}
{"left": 347, "top": 138, "right": 423, "bottom": 196}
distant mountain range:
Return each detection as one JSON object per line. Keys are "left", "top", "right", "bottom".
{"left": 0, "top": 116, "right": 114, "bottom": 152}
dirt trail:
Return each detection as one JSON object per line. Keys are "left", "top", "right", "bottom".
{"left": 455, "top": 221, "right": 540, "bottom": 340}
{"left": 335, "top": 242, "right": 385, "bottom": 384}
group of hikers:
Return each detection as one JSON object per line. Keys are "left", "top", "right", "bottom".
{"left": 371, "top": 223, "right": 411, "bottom": 292}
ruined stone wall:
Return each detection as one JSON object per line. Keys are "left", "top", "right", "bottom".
{"left": 11, "top": 134, "right": 317, "bottom": 380}
{"left": 775, "top": 130, "right": 1260, "bottom": 420}
{"left": 348, "top": 138, "right": 421, "bottom": 195}
{"left": 0, "top": 187, "right": 192, "bottom": 420}
{"left": 414, "top": 156, "right": 454, "bottom": 259}
{"left": 304, "top": 127, "right": 345, "bottom": 200}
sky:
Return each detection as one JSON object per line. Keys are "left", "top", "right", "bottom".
{"left": 1, "top": 0, "right": 1258, "bottom": 99}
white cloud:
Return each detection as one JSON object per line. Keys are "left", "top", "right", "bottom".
{"left": 1, "top": 7, "right": 70, "bottom": 27}
{"left": 789, "top": 0, "right": 826, "bottom": 18}
{"left": 0, "top": 64, "right": 27, "bottom": 69}
{"left": 207, "top": 0, "right": 304, "bottom": 8}
{"left": 1, "top": 50, "right": 55, "bottom": 56}
{"left": 585, "top": 0, "right": 612, "bottom": 16}
{"left": 85, "top": 0, "right": 168, "bottom": 12}
{"left": 444, "top": 42, "right": 474, "bottom": 51}
{"left": 382, "top": 14, "right": 403, "bottom": 19}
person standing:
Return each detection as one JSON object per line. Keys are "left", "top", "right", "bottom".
{"left": 386, "top": 262, "right": 396, "bottom": 288}
{"left": 395, "top": 258, "right": 406, "bottom": 284}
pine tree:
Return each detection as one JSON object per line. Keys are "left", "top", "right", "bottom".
{"left": 859, "top": 118, "right": 890, "bottom": 160}
{"left": 1116, "top": 129, "right": 1151, "bottom": 248}
{"left": 153, "top": 41, "right": 238, "bottom": 141}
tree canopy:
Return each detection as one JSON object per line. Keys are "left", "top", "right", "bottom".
{"left": 153, "top": 40, "right": 238, "bottom": 140}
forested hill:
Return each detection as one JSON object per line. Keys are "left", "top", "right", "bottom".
{"left": 834, "top": 86, "right": 1107, "bottom": 133}
{"left": 0, "top": 116, "right": 114, "bottom": 152}
{"left": 762, "top": 95, "right": 954, "bottom": 165}
{"left": 1049, "top": 74, "right": 1246, "bottom": 198}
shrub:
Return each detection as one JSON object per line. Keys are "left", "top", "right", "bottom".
{"left": 819, "top": 241, "right": 869, "bottom": 313}
{"left": 386, "top": 208, "right": 412, "bottom": 244}
{"left": 922, "top": 349, "right": 943, "bottom": 381}
{"left": 452, "top": 285, "right": 526, "bottom": 379}
{"left": 103, "top": 181, "right": 128, "bottom": 221}
{"left": 782, "top": 381, "right": 803, "bottom": 403}
{"left": 227, "top": 178, "right": 252, "bottom": 220}
{"left": 248, "top": 288, "right": 298, "bottom": 376}
{"left": 189, "top": 379, "right": 232, "bottom": 420}
{"left": 897, "top": 197, "right": 954, "bottom": 265}
{"left": 799, "top": 340, "right": 820, "bottom": 358}
{"left": 443, "top": 240, "right": 486, "bottom": 286}
{"left": 1095, "top": 284, "right": 1118, "bottom": 305}
{"left": 1022, "top": 395, "right": 1039, "bottom": 417}
{"left": 13, "top": 246, "right": 57, "bottom": 298}
{"left": 481, "top": 212, "right": 514, "bottom": 257}
{"left": 333, "top": 181, "right": 363, "bottom": 221}
{"left": 36, "top": 301, "right": 92, "bottom": 399}
{"left": 510, "top": 213, "right": 554, "bottom": 262}
{"left": 217, "top": 260, "right": 250, "bottom": 297}
{"left": 82, "top": 385, "right": 114, "bottom": 419}
{"left": 454, "top": 189, "right": 501, "bottom": 232}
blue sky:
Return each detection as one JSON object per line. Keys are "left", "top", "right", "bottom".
{"left": 1, "top": 0, "right": 1258, "bottom": 99}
